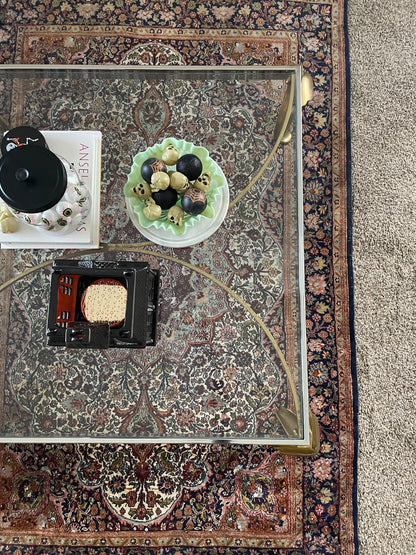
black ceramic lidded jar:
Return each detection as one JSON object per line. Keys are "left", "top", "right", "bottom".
{"left": 0, "top": 127, "right": 90, "bottom": 231}
{"left": 0, "top": 145, "right": 67, "bottom": 213}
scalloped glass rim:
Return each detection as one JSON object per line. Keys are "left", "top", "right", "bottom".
{"left": 124, "top": 138, "right": 226, "bottom": 236}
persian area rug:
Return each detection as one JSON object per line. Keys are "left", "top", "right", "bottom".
{"left": 0, "top": 1, "right": 358, "bottom": 553}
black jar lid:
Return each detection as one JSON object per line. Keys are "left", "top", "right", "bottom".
{"left": 1, "top": 126, "right": 48, "bottom": 156}
{"left": 0, "top": 145, "right": 67, "bottom": 213}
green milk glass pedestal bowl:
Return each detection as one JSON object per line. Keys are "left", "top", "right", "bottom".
{"left": 124, "top": 138, "right": 229, "bottom": 248}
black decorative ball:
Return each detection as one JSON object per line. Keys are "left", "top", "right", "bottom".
{"left": 141, "top": 158, "right": 167, "bottom": 183}
{"left": 152, "top": 187, "right": 178, "bottom": 210}
{"left": 176, "top": 154, "right": 203, "bottom": 181}
{"left": 181, "top": 188, "right": 207, "bottom": 215}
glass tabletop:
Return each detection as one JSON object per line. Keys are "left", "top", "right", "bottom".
{"left": 0, "top": 65, "right": 310, "bottom": 446}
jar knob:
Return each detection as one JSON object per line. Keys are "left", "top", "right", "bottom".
{"left": 15, "top": 168, "right": 30, "bottom": 182}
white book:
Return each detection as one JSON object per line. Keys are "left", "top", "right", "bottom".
{"left": 0, "top": 130, "right": 101, "bottom": 249}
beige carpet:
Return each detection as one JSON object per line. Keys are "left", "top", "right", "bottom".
{"left": 348, "top": 0, "right": 416, "bottom": 553}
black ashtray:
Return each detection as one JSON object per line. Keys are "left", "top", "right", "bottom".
{"left": 46, "top": 259, "right": 159, "bottom": 349}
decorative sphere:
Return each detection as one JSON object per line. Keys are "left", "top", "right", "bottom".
{"left": 176, "top": 154, "right": 203, "bottom": 181}
{"left": 152, "top": 187, "right": 178, "bottom": 210}
{"left": 181, "top": 188, "right": 207, "bottom": 215}
{"left": 141, "top": 158, "right": 167, "bottom": 183}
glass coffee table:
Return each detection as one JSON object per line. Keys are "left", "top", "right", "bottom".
{"left": 0, "top": 65, "right": 318, "bottom": 454}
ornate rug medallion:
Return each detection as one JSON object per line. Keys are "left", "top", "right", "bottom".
{"left": 0, "top": 443, "right": 303, "bottom": 549}
{"left": 121, "top": 42, "right": 186, "bottom": 65}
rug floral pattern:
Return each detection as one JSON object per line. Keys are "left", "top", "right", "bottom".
{"left": 0, "top": 0, "right": 356, "bottom": 553}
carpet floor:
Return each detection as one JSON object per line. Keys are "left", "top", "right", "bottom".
{"left": 348, "top": 0, "right": 416, "bottom": 553}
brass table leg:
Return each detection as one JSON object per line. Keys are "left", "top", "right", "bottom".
{"left": 277, "top": 408, "right": 320, "bottom": 456}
